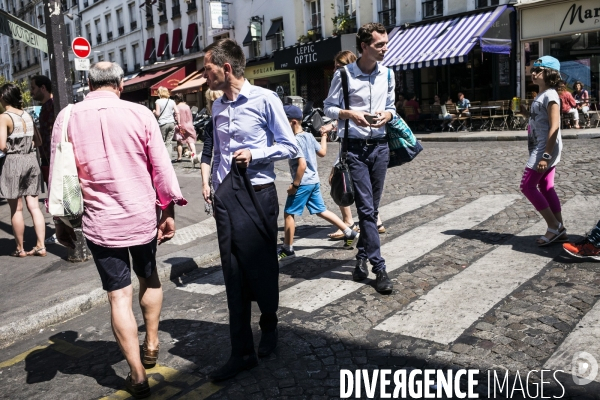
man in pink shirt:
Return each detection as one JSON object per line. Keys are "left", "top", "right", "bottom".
{"left": 49, "top": 62, "right": 186, "bottom": 399}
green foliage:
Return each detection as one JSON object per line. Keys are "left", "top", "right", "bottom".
{"left": 0, "top": 75, "right": 32, "bottom": 113}
{"left": 331, "top": 3, "right": 356, "bottom": 36}
{"left": 297, "top": 30, "right": 320, "bottom": 44}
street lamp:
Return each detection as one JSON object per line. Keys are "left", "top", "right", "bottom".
{"left": 65, "top": 13, "right": 82, "bottom": 20}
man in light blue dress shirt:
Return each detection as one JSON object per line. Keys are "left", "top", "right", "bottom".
{"left": 324, "top": 23, "right": 396, "bottom": 293}
{"left": 202, "top": 39, "right": 298, "bottom": 382}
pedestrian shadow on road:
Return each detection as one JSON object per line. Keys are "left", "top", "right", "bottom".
{"left": 0, "top": 220, "right": 65, "bottom": 258}
{"left": 443, "top": 228, "right": 578, "bottom": 257}
{"left": 24, "top": 330, "right": 125, "bottom": 390}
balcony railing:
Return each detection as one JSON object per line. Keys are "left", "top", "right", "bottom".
{"left": 171, "top": 5, "right": 180, "bottom": 18}
{"left": 378, "top": 8, "right": 395, "bottom": 27}
{"left": 83, "top": 0, "right": 88, "bottom": 7}
{"left": 134, "top": 63, "right": 140, "bottom": 70}
{"left": 130, "top": 20, "right": 137, "bottom": 30}
{"left": 123, "top": 63, "right": 127, "bottom": 71}
{"left": 476, "top": 0, "right": 499, "bottom": 8}
{"left": 33, "top": 56, "right": 38, "bottom": 64}
{"left": 187, "top": 0, "right": 196, "bottom": 12}
{"left": 96, "top": 34, "right": 102, "bottom": 44}
{"left": 107, "top": 31, "right": 113, "bottom": 40}
{"left": 118, "top": 26, "right": 124, "bottom": 35}
{"left": 158, "top": 13, "right": 167, "bottom": 23}
{"left": 422, "top": 0, "right": 443, "bottom": 18}
{"left": 146, "top": 18, "right": 154, "bottom": 28}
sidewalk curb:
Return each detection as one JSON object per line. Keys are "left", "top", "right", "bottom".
{"left": 0, "top": 248, "right": 221, "bottom": 349}
{"left": 416, "top": 133, "right": 600, "bottom": 142}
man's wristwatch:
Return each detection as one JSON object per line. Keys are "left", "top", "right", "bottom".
{"left": 292, "top": 183, "right": 300, "bottom": 189}
{"left": 542, "top": 152, "right": 552, "bottom": 160}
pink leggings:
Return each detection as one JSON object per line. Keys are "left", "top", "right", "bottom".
{"left": 520, "top": 167, "right": 562, "bottom": 213}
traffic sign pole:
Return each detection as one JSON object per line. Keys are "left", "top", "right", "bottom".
{"left": 43, "top": 1, "right": 91, "bottom": 263}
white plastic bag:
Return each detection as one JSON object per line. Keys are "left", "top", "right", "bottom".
{"left": 48, "top": 105, "right": 83, "bottom": 222}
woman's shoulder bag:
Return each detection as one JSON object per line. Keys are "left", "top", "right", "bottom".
{"left": 330, "top": 68, "right": 355, "bottom": 207}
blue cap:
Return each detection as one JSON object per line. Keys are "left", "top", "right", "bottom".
{"left": 533, "top": 56, "right": 560, "bottom": 72}
{"left": 284, "top": 105, "right": 303, "bottom": 120}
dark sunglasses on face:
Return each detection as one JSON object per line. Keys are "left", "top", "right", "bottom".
{"left": 531, "top": 66, "right": 545, "bottom": 74}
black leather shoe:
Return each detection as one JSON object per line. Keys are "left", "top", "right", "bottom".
{"left": 375, "top": 270, "right": 393, "bottom": 293}
{"left": 258, "top": 328, "right": 278, "bottom": 357}
{"left": 208, "top": 354, "right": 258, "bottom": 382}
{"left": 353, "top": 259, "right": 369, "bottom": 281}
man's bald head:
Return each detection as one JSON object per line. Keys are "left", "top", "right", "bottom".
{"left": 88, "top": 62, "right": 124, "bottom": 91}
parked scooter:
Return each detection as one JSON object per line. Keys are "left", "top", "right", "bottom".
{"left": 301, "top": 101, "right": 337, "bottom": 142}
{"left": 193, "top": 108, "right": 211, "bottom": 141}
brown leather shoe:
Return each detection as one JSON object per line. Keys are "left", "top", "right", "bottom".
{"left": 141, "top": 340, "right": 159, "bottom": 368}
{"left": 125, "top": 374, "right": 150, "bottom": 399}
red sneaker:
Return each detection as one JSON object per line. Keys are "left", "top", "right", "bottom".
{"left": 563, "top": 238, "right": 600, "bottom": 261}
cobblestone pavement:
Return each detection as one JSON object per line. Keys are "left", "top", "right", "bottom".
{"left": 0, "top": 140, "right": 600, "bottom": 399}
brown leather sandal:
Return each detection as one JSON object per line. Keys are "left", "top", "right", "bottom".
{"left": 27, "top": 246, "right": 47, "bottom": 257}
{"left": 125, "top": 374, "right": 150, "bottom": 399}
{"left": 10, "top": 249, "right": 27, "bottom": 258}
{"left": 141, "top": 340, "right": 159, "bottom": 368}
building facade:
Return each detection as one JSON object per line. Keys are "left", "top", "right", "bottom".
{"left": 6, "top": 0, "right": 44, "bottom": 84}
{"left": 516, "top": 0, "right": 600, "bottom": 100}
{"left": 0, "top": 0, "right": 13, "bottom": 81}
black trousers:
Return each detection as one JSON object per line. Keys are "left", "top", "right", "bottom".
{"left": 224, "top": 184, "right": 279, "bottom": 357}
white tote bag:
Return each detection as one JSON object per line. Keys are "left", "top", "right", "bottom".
{"left": 49, "top": 105, "right": 84, "bottom": 222}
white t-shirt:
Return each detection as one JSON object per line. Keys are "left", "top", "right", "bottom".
{"left": 156, "top": 98, "right": 176, "bottom": 126}
{"left": 527, "top": 89, "right": 562, "bottom": 170}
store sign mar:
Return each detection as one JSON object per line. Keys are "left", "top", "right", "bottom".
{"left": 522, "top": 0, "right": 600, "bottom": 39}
{"left": 559, "top": 3, "right": 600, "bottom": 31}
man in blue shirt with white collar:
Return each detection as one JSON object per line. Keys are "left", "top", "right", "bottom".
{"left": 324, "top": 22, "right": 397, "bottom": 294}
{"left": 202, "top": 38, "right": 298, "bottom": 381}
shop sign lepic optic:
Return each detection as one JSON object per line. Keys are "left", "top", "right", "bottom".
{"left": 274, "top": 36, "right": 341, "bottom": 70}
{"left": 0, "top": 9, "right": 48, "bottom": 53}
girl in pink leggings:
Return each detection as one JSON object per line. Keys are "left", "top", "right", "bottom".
{"left": 520, "top": 56, "right": 567, "bottom": 246}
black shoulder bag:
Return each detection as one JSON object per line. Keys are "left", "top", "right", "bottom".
{"left": 330, "top": 68, "right": 355, "bottom": 207}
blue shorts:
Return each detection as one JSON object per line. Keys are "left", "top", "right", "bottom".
{"left": 284, "top": 183, "right": 327, "bottom": 216}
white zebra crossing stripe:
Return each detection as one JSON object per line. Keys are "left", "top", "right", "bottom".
{"left": 279, "top": 194, "right": 519, "bottom": 312}
{"left": 374, "top": 195, "right": 600, "bottom": 344}
{"left": 176, "top": 195, "right": 443, "bottom": 295}
{"left": 543, "top": 302, "right": 600, "bottom": 384}
{"left": 167, "top": 218, "right": 216, "bottom": 246}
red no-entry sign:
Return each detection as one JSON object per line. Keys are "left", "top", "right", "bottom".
{"left": 72, "top": 37, "right": 91, "bottom": 58}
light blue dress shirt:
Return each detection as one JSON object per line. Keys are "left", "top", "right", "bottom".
{"left": 324, "top": 61, "right": 396, "bottom": 139}
{"left": 211, "top": 80, "right": 299, "bottom": 191}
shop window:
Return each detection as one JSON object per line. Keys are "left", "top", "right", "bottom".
{"left": 309, "top": 0, "right": 321, "bottom": 34}
{"left": 378, "top": 0, "right": 395, "bottom": 27}
{"left": 544, "top": 33, "right": 600, "bottom": 101}
{"left": 476, "top": 0, "right": 499, "bottom": 8}
{"left": 523, "top": 41, "right": 540, "bottom": 98}
{"left": 250, "top": 40, "right": 261, "bottom": 59}
{"left": 422, "top": 0, "right": 443, "bottom": 19}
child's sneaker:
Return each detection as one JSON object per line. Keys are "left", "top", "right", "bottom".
{"left": 343, "top": 230, "right": 359, "bottom": 249}
{"left": 563, "top": 238, "right": 600, "bottom": 261}
{"left": 277, "top": 247, "right": 295, "bottom": 261}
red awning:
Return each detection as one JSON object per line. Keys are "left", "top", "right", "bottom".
{"left": 122, "top": 66, "right": 178, "bottom": 93}
{"left": 172, "top": 28, "right": 182, "bottom": 54}
{"left": 143, "top": 37, "right": 155, "bottom": 61}
{"left": 171, "top": 70, "right": 207, "bottom": 94}
{"left": 157, "top": 33, "right": 168, "bottom": 57}
{"left": 150, "top": 67, "right": 187, "bottom": 96}
{"left": 185, "top": 23, "right": 198, "bottom": 49}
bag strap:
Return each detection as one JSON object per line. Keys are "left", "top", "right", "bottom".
{"left": 61, "top": 105, "right": 74, "bottom": 143}
{"left": 157, "top": 99, "right": 169, "bottom": 121}
{"left": 340, "top": 67, "right": 350, "bottom": 161}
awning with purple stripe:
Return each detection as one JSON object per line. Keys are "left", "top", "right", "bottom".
{"left": 383, "top": 5, "right": 507, "bottom": 71}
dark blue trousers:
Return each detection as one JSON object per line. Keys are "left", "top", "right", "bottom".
{"left": 346, "top": 142, "right": 389, "bottom": 272}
